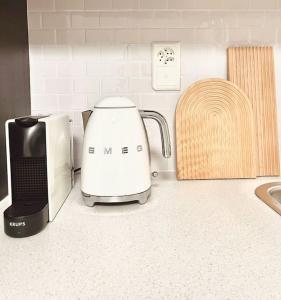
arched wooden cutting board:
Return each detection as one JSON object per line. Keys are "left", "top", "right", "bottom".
{"left": 176, "top": 78, "right": 256, "bottom": 180}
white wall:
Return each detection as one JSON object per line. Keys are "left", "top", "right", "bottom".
{"left": 27, "top": 0, "right": 281, "bottom": 171}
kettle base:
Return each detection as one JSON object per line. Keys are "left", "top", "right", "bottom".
{"left": 82, "top": 188, "right": 151, "bottom": 206}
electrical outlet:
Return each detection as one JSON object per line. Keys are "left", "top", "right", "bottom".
{"left": 152, "top": 42, "right": 181, "bottom": 91}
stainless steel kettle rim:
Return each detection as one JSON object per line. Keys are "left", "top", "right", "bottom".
{"left": 82, "top": 188, "right": 151, "bottom": 206}
{"left": 94, "top": 106, "right": 136, "bottom": 109}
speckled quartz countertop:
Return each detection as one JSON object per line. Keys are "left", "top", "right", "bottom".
{"left": 1, "top": 173, "right": 281, "bottom": 299}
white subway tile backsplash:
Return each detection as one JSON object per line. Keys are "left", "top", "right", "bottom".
{"left": 28, "top": 13, "right": 41, "bottom": 29}
{"left": 45, "top": 78, "right": 74, "bottom": 93}
{"left": 100, "top": 44, "right": 127, "bottom": 60}
{"left": 43, "top": 45, "right": 71, "bottom": 60}
{"left": 227, "top": 28, "right": 250, "bottom": 45}
{"left": 28, "top": 0, "right": 281, "bottom": 172}
{"left": 30, "top": 61, "right": 57, "bottom": 77}
{"left": 278, "top": 29, "right": 281, "bottom": 43}
{"left": 167, "top": 29, "right": 196, "bottom": 43}
{"left": 139, "top": 29, "right": 167, "bottom": 43}
{"left": 250, "top": 0, "right": 278, "bottom": 9}
{"left": 87, "top": 62, "right": 127, "bottom": 77}
{"left": 237, "top": 12, "right": 265, "bottom": 28}
{"left": 264, "top": 11, "right": 281, "bottom": 28}
{"left": 167, "top": 156, "right": 176, "bottom": 172}
{"left": 30, "top": 78, "right": 45, "bottom": 93}
{"left": 42, "top": 13, "right": 71, "bottom": 29}
{"left": 56, "top": 29, "right": 86, "bottom": 44}
{"left": 127, "top": 12, "right": 154, "bottom": 28}
{"left": 195, "top": 29, "right": 226, "bottom": 45}
{"left": 151, "top": 154, "right": 169, "bottom": 172}
{"left": 100, "top": 12, "right": 128, "bottom": 28}
{"left": 29, "top": 30, "right": 55, "bottom": 45}
{"left": 101, "top": 78, "right": 129, "bottom": 94}
{"left": 57, "top": 62, "right": 86, "bottom": 77}
{"left": 167, "top": 0, "right": 194, "bottom": 9}
{"left": 58, "top": 94, "right": 88, "bottom": 110}
{"left": 153, "top": 12, "right": 183, "bottom": 29}
{"left": 71, "top": 13, "right": 99, "bottom": 29}
{"left": 128, "top": 44, "right": 151, "bottom": 60}
{"left": 115, "top": 29, "right": 140, "bottom": 44}
{"left": 129, "top": 78, "right": 153, "bottom": 93}
{"left": 223, "top": 0, "right": 250, "bottom": 9}
{"left": 195, "top": 0, "right": 224, "bottom": 9}
{"left": 140, "top": 63, "right": 151, "bottom": 77}
{"left": 55, "top": 0, "right": 84, "bottom": 10}
{"left": 180, "top": 46, "right": 226, "bottom": 81}
{"left": 31, "top": 95, "right": 58, "bottom": 111}
{"left": 126, "top": 63, "right": 141, "bottom": 77}
{"left": 29, "top": 46, "right": 43, "bottom": 62}
{"left": 86, "top": 29, "right": 116, "bottom": 43}
{"left": 27, "top": 0, "right": 54, "bottom": 11}
{"left": 182, "top": 12, "right": 209, "bottom": 28}
{"left": 209, "top": 12, "right": 238, "bottom": 29}
{"left": 140, "top": 94, "right": 178, "bottom": 110}
{"left": 72, "top": 45, "right": 100, "bottom": 61}
{"left": 112, "top": 0, "right": 139, "bottom": 9}
{"left": 84, "top": 0, "right": 112, "bottom": 10}
{"left": 250, "top": 28, "right": 277, "bottom": 44}
{"left": 74, "top": 78, "right": 100, "bottom": 93}
{"left": 140, "top": 0, "right": 168, "bottom": 9}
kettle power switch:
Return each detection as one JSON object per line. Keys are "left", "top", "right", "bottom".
{"left": 152, "top": 171, "right": 158, "bottom": 178}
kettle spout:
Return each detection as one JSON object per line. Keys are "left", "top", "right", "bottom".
{"left": 82, "top": 110, "right": 93, "bottom": 131}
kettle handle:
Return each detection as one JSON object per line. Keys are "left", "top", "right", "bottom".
{"left": 139, "top": 110, "right": 171, "bottom": 158}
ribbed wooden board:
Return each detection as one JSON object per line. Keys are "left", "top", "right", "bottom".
{"left": 228, "top": 47, "right": 280, "bottom": 176}
{"left": 176, "top": 78, "right": 256, "bottom": 180}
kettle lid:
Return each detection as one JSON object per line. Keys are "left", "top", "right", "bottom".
{"left": 94, "top": 97, "right": 136, "bottom": 109}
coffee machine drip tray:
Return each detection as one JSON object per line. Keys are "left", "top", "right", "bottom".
{"left": 4, "top": 202, "right": 49, "bottom": 238}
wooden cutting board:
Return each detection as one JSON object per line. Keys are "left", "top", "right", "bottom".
{"left": 227, "top": 47, "right": 280, "bottom": 176}
{"left": 176, "top": 78, "right": 256, "bottom": 180}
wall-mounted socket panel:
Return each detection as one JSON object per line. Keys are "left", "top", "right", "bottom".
{"left": 152, "top": 42, "right": 181, "bottom": 91}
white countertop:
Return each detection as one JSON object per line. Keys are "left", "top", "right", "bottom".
{"left": 1, "top": 174, "right": 281, "bottom": 299}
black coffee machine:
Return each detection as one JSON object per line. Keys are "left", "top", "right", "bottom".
{"left": 4, "top": 115, "right": 73, "bottom": 238}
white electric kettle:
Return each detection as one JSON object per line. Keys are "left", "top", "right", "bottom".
{"left": 81, "top": 97, "right": 171, "bottom": 206}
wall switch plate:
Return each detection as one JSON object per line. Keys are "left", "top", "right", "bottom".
{"left": 152, "top": 42, "right": 181, "bottom": 91}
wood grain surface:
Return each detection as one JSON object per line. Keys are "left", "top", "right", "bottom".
{"left": 228, "top": 47, "right": 280, "bottom": 176}
{"left": 176, "top": 78, "right": 256, "bottom": 180}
